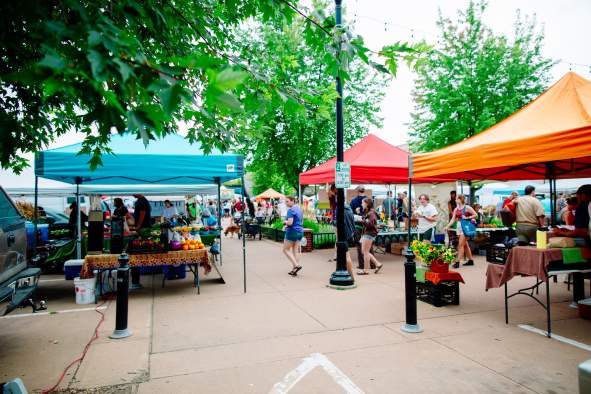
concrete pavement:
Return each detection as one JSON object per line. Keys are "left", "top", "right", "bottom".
{"left": 1, "top": 235, "right": 589, "bottom": 393}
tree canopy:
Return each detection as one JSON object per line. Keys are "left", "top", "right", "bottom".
{"left": 0, "top": 0, "right": 426, "bottom": 175}
{"left": 409, "top": 0, "right": 555, "bottom": 153}
{"left": 233, "top": 19, "right": 388, "bottom": 194}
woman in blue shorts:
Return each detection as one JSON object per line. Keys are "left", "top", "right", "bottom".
{"left": 283, "top": 196, "right": 304, "bottom": 276}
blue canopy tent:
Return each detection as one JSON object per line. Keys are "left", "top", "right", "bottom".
{"left": 34, "top": 133, "right": 247, "bottom": 292}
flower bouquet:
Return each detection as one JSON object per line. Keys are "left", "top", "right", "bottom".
{"left": 410, "top": 240, "right": 456, "bottom": 273}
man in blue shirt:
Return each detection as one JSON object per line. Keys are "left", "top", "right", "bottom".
{"left": 350, "top": 186, "right": 366, "bottom": 214}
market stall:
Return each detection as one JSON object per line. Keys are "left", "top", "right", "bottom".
{"left": 299, "top": 134, "right": 445, "bottom": 185}
{"left": 410, "top": 72, "right": 591, "bottom": 334}
{"left": 34, "top": 133, "right": 248, "bottom": 292}
{"left": 255, "top": 188, "right": 285, "bottom": 201}
{"left": 81, "top": 248, "right": 224, "bottom": 298}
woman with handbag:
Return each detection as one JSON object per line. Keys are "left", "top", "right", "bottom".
{"left": 445, "top": 195, "right": 476, "bottom": 268}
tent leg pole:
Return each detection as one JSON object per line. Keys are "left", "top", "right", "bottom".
{"left": 216, "top": 179, "right": 222, "bottom": 266}
{"left": 241, "top": 176, "right": 246, "bottom": 293}
{"left": 76, "top": 180, "right": 82, "bottom": 259}
{"left": 34, "top": 176, "right": 39, "bottom": 251}
{"left": 394, "top": 184, "right": 397, "bottom": 228}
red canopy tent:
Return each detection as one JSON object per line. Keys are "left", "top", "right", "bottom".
{"left": 299, "top": 134, "right": 443, "bottom": 185}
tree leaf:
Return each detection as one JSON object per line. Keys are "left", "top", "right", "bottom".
{"left": 38, "top": 53, "right": 65, "bottom": 71}
{"left": 113, "top": 59, "right": 134, "bottom": 82}
{"left": 87, "top": 50, "right": 106, "bottom": 81}
{"left": 214, "top": 68, "right": 249, "bottom": 91}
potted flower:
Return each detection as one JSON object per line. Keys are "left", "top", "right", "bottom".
{"left": 410, "top": 240, "right": 456, "bottom": 273}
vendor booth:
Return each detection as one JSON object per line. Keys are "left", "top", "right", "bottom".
{"left": 256, "top": 188, "right": 285, "bottom": 201}
{"left": 299, "top": 134, "right": 445, "bottom": 185}
{"left": 410, "top": 72, "right": 591, "bottom": 336}
{"left": 34, "top": 133, "right": 248, "bottom": 293}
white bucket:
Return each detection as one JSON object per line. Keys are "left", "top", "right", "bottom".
{"left": 74, "top": 277, "right": 96, "bottom": 304}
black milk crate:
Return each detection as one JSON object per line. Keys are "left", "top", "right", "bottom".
{"left": 416, "top": 280, "right": 459, "bottom": 307}
{"left": 486, "top": 244, "right": 510, "bottom": 265}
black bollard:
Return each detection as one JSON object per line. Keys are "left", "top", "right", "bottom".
{"left": 401, "top": 247, "right": 423, "bottom": 333}
{"left": 109, "top": 253, "right": 132, "bottom": 339}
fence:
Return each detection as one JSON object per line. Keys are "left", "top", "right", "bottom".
{"left": 312, "top": 232, "right": 336, "bottom": 249}
{"left": 261, "top": 227, "right": 336, "bottom": 250}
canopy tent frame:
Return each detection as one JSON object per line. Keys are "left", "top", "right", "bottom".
{"left": 34, "top": 133, "right": 247, "bottom": 293}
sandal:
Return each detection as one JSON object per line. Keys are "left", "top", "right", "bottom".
{"left": 357, "top": 271, "right": 370, "bottom": 275}
{"left": 293, "top": 265, "right": 302, "bottom": 274}
{"left": 374, "top": 264, "right": 383, "bottom": 274}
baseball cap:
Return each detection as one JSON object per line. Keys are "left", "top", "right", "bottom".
{"left": 355, "top": 186, "right": 365, "bottom": 192}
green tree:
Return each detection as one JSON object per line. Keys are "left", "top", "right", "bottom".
{"left": 0, "top": 0, "right": 426, "bottom": 174}
{"left": 233, "top": 19, "right": 388, "bottom": 193}
{"left": 409, "top": 0, "right": 555, "bottom": 153}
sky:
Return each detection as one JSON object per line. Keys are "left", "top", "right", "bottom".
{"left": 1, "top": 0, "right": 591, "bottom": 188}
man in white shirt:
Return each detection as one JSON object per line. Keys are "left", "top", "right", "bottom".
{"left": 162, "top": 200, "right": 178, "bottom": 221}
{"left": 413, "top": 194, "right": 439, "bottom": 242}
{"left": 515, "top": 185, "right": 545, "bottom": 244}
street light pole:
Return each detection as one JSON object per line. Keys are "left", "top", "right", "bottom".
{"left": 329, "top": 0, "right": 354, "bottom": 288}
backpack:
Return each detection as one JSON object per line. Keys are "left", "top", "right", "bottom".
{"left": 500, "top": 201, "right": 516, "bottom": 227}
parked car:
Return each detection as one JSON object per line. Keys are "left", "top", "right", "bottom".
{"left": 0, "top": 186, "right": 44, "bottom": 315}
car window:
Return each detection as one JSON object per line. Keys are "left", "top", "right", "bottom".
{"left": 0, "top": 189, "right": 21, "bottom": 218}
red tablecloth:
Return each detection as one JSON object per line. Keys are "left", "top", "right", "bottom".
{"left": 485, "top": 246, "right": 562, "bottom": 290}
{"left": 425, "top": 270, "right": 465, "bottom": 285}
{"left": 81, "top": 249, "right": 210, "bottom": 279}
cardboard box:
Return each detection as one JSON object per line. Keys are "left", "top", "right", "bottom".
{"left": 391, "top": 242, "right": 406, "bottom": 255}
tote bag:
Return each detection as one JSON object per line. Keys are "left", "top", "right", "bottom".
{"left": 460, "top": 207, "right": 476, "bottom": 237}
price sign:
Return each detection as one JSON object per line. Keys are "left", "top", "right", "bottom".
{"left": 335, "top": 161, "right": 351, "bottom": 188}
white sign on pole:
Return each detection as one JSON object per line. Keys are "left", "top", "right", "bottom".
{"left": 335, "top": 162, "right": 351, "bottom": 188}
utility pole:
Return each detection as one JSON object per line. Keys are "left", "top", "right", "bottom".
{"left": 329, "top": 0, "right": 354, "bottom": 288}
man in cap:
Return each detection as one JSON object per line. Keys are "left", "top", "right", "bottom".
{"left": 350, "top": 186, "right": 366, "bottom": 214}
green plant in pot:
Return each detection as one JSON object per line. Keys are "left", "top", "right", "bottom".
{"left": 410, "top": 240, "right": 456, "bottom": 273}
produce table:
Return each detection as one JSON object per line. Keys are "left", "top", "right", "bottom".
{"left": 81, "top": 249, "right": 224, "bottom": 298}
{"left": 374, "top": 229, "right": 418, "bottom": 253}
{"left": 485, "top": 246, "right": 591, "bottom": 337}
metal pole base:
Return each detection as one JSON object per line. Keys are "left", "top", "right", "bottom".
{"left": 109, "top": 328, "right": 132, "bottom": 339}
{"left": 329, "top": 270, "right": 354, "bottom": 287}
{"left": 327, "top": 283, "right": 357, "bottom": 290}
{"left": 401, "top": 323, "right": 423, "bottom": 334}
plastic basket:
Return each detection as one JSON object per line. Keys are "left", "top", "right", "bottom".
{"left": 486, "top": 245, "right": 510, "bottom": 264}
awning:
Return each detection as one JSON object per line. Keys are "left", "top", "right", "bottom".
{"left": 412, "top": 72, "right": 591, "bottom": 180}
{"left": 35, "top": 133, "right": 244, "bottom": 185}
{"left": 300, "top": 134, "right": 445, "bottom": 185}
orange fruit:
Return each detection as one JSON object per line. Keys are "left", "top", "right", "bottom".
{"left": 189, "top": 244, "right": 196, "bottom": 250}
{"left": 182, "top": 244, "right": 189, "bottom": 250}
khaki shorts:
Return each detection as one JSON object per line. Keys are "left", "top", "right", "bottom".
{"left": 516, "top": 223, "right": 537, "bottom": 244}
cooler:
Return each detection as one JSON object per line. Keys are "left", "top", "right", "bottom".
{"left": 64, "top": 259, "right": 84, "bottom": 280}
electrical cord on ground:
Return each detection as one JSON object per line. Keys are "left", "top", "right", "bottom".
{"left": 41, "top": 298, "right": 112, "bottom": 394}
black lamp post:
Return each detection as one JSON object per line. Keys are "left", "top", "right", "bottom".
{"left": 329, "top": 0, "right": 354, "bottom": 288}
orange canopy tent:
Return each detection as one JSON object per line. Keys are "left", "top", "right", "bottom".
{"left": 412, "top": 72, "right": 591, "bottom": 181}
{"left": 256, "top": 188, "right": 285, "bottom": 201}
